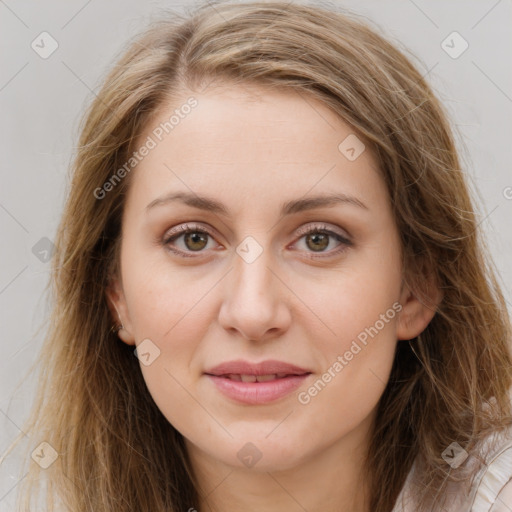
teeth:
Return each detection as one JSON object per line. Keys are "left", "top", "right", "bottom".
{"left": 255, "top": 374, "right": 278, "bottom": 382}
{"left": 223, "top": 374, "right": 282, "bottom": 382}
{"left": 219, "top": 373, "right": 306, "bottom": 382}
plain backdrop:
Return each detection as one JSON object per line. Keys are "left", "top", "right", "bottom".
{"left": 0, "top": 0, "right": 511, "bottom": 508}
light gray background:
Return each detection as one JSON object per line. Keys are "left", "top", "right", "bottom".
{"left": 1, "top": 0, "right": 511, "bottom": 508}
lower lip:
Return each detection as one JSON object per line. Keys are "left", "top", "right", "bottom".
{"left": 205, "top": 374, "right": 310, "bottom": 405}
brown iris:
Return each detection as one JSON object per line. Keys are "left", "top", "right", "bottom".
{"left": 305, "top": 232, "right": 329, "bottom": 252}
{"left": 184, "top": 232, "right": 209, "bottom": 251}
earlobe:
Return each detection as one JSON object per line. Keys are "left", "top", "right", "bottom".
{"left": 105, "top": 277, "right": 136, "bottom": 346}
{"left": 396, "top": 279, "right": 443, "bottom": 341}
{"left": 115, "top": 326, "right": 135, "bottom": 346}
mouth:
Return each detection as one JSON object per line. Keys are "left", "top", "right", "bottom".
{"left": 203, "top": 360, "right": 312, "bottom": 404}
{"left": 207, "top": 372, "right": 311, "bottom": 382}
{"left": 204, "top": 372, "right": 312, "bottom": 405}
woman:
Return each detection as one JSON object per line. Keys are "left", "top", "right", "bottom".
{"left": 10, "top": 1, "right": 512, "bottom": 511}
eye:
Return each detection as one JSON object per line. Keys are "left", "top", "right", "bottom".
{"left": 162, "top": 223, "right": 219, "bottom": 257}
{"left": 162, "top": 222, "right": 352, "bottom": 259}
{"left": 292, "top": 223, "right": 352, "bottom": 259}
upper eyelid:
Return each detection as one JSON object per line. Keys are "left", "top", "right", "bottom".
{"left": 163, "top": 222, "right": 216, "bottom": 240}
{"left": 163, "top": 222, "right": 351, "bottom": 248}
{"left": 164, "top": 221, "right": 348, "bottom": 237}
{"left": 294, "top": 223, "right": 350, "bottom": 240}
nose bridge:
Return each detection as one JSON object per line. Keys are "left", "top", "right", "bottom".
{"left": 232, "top": 237, "right": 276, "bottom": 308}
{"left": 218, "top": 234, "right": 290, "bottom": 340}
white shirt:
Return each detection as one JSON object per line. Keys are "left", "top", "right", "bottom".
{"left": 392, "top": 422, "right": 512, "bottom": 511}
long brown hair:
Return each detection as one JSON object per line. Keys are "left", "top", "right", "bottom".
{"left": 8, "top": 1, "right": 512, "bottom": 510}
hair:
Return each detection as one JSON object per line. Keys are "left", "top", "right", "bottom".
{"left": 7, "top": 1, "right": 512, "bottom": 511}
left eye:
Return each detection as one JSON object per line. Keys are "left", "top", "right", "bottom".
{"left": 294, "top": 227, "right": 348, "bottom": 254}
{"left": 291, "top": 223, "right": 352, "bottom": 258}
{"left": 162, "top": 223, "right": 352, "bottom": 258}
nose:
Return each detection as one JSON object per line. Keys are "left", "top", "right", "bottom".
{"left": 218, "top": 243, "right": 292, "bottom": 342}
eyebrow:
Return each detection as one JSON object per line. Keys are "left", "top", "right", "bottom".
{"left": 146, "top": 191, "right": 368, "bottom": 216}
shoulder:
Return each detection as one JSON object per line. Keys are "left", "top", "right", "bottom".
{"left": 469, "top": 423, "right": 512, "bottom": 512}
{"left": 392, "top": 422, "right": 512, "bottom": 512}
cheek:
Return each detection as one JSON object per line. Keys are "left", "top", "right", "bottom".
{"left": 296, "top": 312, "right": 398, "bottom": 448}
{"left": 126, "top": 268, "right": 208, "bottom": 429}
{"left": 292, "top": 247, "right": 401, "bottom": 419}
{"left": 122, "top": 249, "right": 211, "bottom": 338}
{"left": 120, "top": 254, "right": 209, "bottom": 399}
{"left": 299, "top": 250, "right": 402, "bottom": 351}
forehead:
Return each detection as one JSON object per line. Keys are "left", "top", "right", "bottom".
{"left": 126, "top": 84, "right": 387, "bottom": 216}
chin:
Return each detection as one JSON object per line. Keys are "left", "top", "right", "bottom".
{"left": 215, "top": 435, "right": 310, "bottom": 473}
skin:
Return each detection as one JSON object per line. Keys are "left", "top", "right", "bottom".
{"left": 107, "top": 83, "right": 440, "bottom": 512}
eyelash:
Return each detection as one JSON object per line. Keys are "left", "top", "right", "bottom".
{"left": 162, "top": 222, "right": 353, "bottom": 259}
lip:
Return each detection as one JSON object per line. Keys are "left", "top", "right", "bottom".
{"left": 204, "top": 359, "right": 312, "bottom": 405}
{"left": 205, "top": 359, "right": 311, "bottom": 377}
{"left": 206, "top": 374, "right": 310, "bottom": 405}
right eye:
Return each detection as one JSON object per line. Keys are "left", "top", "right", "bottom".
{"left": 163, "top": 223, "right": 220, "bottom": 257}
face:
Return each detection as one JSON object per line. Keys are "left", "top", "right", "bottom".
{"left": 107, "top": 84, "right": 435, "bottom": 473}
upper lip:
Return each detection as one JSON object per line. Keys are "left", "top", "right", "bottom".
{"left": 205, "top": 359, "right": 312, "bottom": 377}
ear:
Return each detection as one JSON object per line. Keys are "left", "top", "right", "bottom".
{"left": 105, "top": 276, "right": 136, "bottom": 346}
{"left": 396, "top": 274, "right": 443, "bottom": 341}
